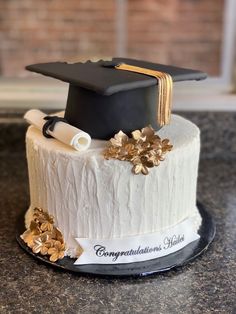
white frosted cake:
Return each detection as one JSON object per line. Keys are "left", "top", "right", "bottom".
{"left": 24, "top": 114, "right": 201, "bottom": 263}
{"left": 21, "top": 58, "right": 206, "bottom": 266}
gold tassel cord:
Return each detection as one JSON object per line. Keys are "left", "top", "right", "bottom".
{"left": 158, "top": 72, "right": 172, "bottom": 126}
{"left": 115, "top": 63, "right": 173, "bottom": 126}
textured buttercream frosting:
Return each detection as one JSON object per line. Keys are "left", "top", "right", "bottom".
{"left": 25, "top": 114, "right": 201, "bottom": 258}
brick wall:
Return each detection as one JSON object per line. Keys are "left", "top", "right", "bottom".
{"left": 127, "top": 0, "right": 224, "bottom": 76}
{"left": 0, "top": 0, "right": 224, "bottom": 77}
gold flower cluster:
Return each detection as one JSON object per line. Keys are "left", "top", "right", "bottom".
{"left": 104, "top": 125, "right": 173, "bottom": 175}
{"left": 21, "top": 208, "right": 65, "bottom": 262}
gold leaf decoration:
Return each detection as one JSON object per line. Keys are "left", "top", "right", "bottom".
{"left": 21, "top": 207, "right": 66, "bottom": 262}
{"left": 103, "top": 125, "right": 173, "bottom": 175}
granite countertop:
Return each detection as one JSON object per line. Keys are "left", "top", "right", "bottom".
{"left": 0, "top": 112, "right": 236, "bottom": 313}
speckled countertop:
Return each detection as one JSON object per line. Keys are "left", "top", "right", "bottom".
{"left": 0, "top": 111, "right": 236, "bottom": 313}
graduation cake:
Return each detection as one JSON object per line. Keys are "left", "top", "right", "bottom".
{"left": 21, "top": 58, "right": 207, "bottom": 266}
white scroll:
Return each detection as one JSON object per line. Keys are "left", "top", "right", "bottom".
{"left": 74, "top": 217, "right": 200, "bottom": 265}
{"left": 24, "top": 109, "right": 91, "bottom": 151}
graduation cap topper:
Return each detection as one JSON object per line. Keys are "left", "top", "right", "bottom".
{"left": 26, "top": 58, "right": 207, "bottom": 140}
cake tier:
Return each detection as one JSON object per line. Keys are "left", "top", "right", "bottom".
{"left": 25, "top": 114, "right": 201, "bottom": 257}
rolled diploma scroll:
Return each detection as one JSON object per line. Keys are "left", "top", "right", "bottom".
{"left": 24, "top": 109, "right": 91, "bottom": 151}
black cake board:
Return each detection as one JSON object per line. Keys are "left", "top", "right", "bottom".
{"left": 16, "top": 202, "right": 215, "bottom": 277}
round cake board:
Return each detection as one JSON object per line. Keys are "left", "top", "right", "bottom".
{"left": 16, "top": 202, "right": 215, "bottom": 277}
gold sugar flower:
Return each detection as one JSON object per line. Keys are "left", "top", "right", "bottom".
{"left": 51, "top": 227, "right": 64, "bottom": 243}
{"left": 48, "top": 241, "right": 65, "bottom": 262}
{"left": 132, "top": 162, "right": 149, "bottom": 175}
{"left": 132, "top": 129, "right": 146, "bottom": 142}
{"left": 40, "top": 221, "right": 54, "bottom": 232}
{"left": 21, "top": 207, "right": 66, "bottom": 262}
{"left": 104, "top": 146, "right": 120, "bottom": 160}
{"left": 21, "top": 220, "right": 41, "bottom": 248}
{"left": 21, "top": 230, "right": 36, "bottom": 248}
{"left": 33, "top": 207, "right": 54, "bottom": 225}
{"left": 103, "top": 125, "right": 173, "bottom": 175}
{"left": 110, "top": 130, "right": 129, "bottom": 147}
{"left": 161, "top": 138, "right": 173, "bottom": 153}
{"left": 32, "top": 233, "right": 52, "bottom": 255}
{"left": 29, "top": 220, "right": 41, "bottom": 234}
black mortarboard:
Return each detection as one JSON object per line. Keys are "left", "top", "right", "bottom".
{"left": 26, "top": 58, "right": 207, "bottom": 140}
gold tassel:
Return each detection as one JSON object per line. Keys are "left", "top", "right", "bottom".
{"left": 115, "top": 63, "right": 173, "bottom": 126}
